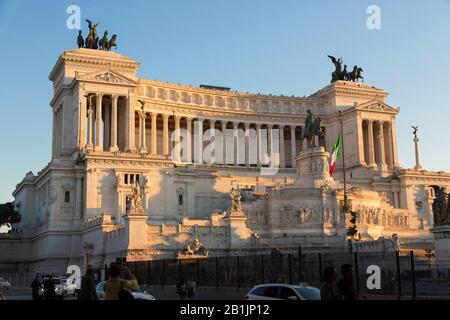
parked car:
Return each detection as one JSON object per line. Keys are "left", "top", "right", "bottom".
{"left": 244, "top": 283, "right": 321, "bottom": 300}
{"left": 95, "top": 281, "right": 156, "bottom": 300}
{"left": 62, "top": 278, "right": 77, "bottom": 296}
{"left": 39, "top": 277, "right": 67, "bottom": 298}
{"left": 0, "top": 278, "right": 11, "bottom": 290}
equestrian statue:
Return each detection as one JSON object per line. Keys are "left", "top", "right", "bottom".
{"left": 302, "top": 110, "right": 323, "bottom": 148}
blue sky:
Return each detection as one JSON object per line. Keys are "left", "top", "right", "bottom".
{"left": 0, "top": 0, "right": 449, "bottom": 203}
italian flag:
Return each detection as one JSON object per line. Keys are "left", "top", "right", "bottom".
{"left": 329, "top": 134, "right": 341, "bottom": 176}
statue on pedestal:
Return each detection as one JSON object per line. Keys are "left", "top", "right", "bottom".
{"left": 432, "top": 187, "right": 450, "bottom": 225}
{"left": 302, "top": 110, "right": 323, "bottom": 148}
{"left": 126, "top": 180, "right": 146, "bottom": 215}
{"left": 229, "top": 187, "right": 244, "bottom": 216}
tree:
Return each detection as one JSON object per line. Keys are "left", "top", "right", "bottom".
{"left": 0, "top": 202, "right": 21, "bottom": 225}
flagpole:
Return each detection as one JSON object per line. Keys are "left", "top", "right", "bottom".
{"left": 338, "top": 111, "right": 348, "bottom": 215}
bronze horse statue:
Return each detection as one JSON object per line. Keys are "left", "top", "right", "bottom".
{"left": 108, "top": 35, "right": 118, "bottom": 51}
{"left": 99, "top": 31, "right": 117, "bottom": 51}
{"left": 98, "top": 31, "right": 109, "bottom": 50}
{"left": 302, "top": 110, "right": 323, "bottom": 148}
{"left": 346, "top": 65, "right": 364, "bottom": 82}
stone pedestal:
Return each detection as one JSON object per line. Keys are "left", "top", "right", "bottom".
{"left": 124, "top": 209, "right": 148, "bottom": 250}
{"left": 431, "top": 225, "right": 450, "bottom": 259}
{"left": 294, "top": 147, "right": 336, "bottom": 189}
{"left": 223, "top": 216, "right": 252, "bottom": 248}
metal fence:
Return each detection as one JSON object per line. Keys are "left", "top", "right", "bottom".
{"left": 2, "top": 249, "right": 449, "bottom": 298}
{"left": 114, "top": 249, "right": 450, "bottom": 298}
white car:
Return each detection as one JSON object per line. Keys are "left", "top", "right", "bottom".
{"left": 62, "top": 278, "right": 78, "bottom": 296}
{"left": 96, "top": 281, "right": 156, "bottom": 300}
{"left": 244, "top": 283, "right": 321, "bottom": 300}
{"left": 0, "top": 278, "right": 11, "bottom": 290}
{"left": 39, "top": 278, "right": 67, "bottom": 298}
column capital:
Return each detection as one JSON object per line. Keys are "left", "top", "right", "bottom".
{"left": 290, "top": 125, "right": 296, "bottom": 130}
{"left": 267, "top": 124, "right": 273, "bottom": 129}
{"left": 279, "top": 124, "right": 285, "bottom": 129}
{"left": 244, "top": 123, "right": 250, "bottom": 129}
{"left": 162, "top": 113, "right": 170, "bottom": 120}
{"left": 255, "top": 123, "right": 262, "bottom": 129}
{"left": 111, "top": 94, "right": 119, "bottom": 100}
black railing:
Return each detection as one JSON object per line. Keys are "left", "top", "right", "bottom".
{"left": 94, "top": 249, "right": 450, "bottom": 298}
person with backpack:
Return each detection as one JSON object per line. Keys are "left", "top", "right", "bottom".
{"left": 104, "top": 263, "right": 133, "bottom": 300}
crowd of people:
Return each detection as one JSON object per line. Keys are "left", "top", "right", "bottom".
{"left": 29, "top": 263, "right": 141, "bottom": 300}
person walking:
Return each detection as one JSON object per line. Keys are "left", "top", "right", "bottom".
{"left": 186, "top": 278, "right": 196, "bottom": 300}
{"left": 176, "top": 278, "right": 187, "bottom": 300}
{"left": 31, "top": 275, "right": 43, "bottom": 300}
{"left": 104, "top": 263, "right": 133, "bottom": 300}
{"left": 43, "top": 275, "right": 56, "bottom": 300}
{"left": 122, "top": 266, "right": 139, "bottom": 290}
{"left": 336, "top": 264, "right": 358, "bottom": 300}
{"left": 320, "top": 266, "right": 340, "bottom": 300}
{"left": 79, "top": 266, "right": 98, "bottom": 300}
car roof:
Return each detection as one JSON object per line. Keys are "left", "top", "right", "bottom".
{"left": 251, "top": 283, "right": 318, "bottom": 290}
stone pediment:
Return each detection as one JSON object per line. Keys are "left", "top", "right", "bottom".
{"left": 356, "top": 99, "right": 399, "bottom": 114}
{"left": 76, "top": 69, "right": 138, "bottom": 86}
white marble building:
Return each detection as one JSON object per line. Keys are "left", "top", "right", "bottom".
{"left": 2, "top": 48, "right": 450, "bottom": 273}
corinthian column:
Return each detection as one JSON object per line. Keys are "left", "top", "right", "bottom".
{"left": 290, "top": 125, "right": 296, "bottom": 168}
{"left": 109, "top": 95, "right": 119, "bottom": 152}
{"left": 186, "top": 118, "right": 193, "bottom": 163}
{"left": 151, "top": 113, "right": 157, "bottom": 155}
{"left": 367, "top": 120, "right": 376, "bottom": 166}
{"left": 279, "top": 125, "right": 285, "bottom": 168}
{"left": 86, "top": 95, "right": 94, "bottom": 149}
{"left": 173, "top": 115, "right": 181, "bottom": 161}
{"left": 222, "top": 121, "right": 227, "bottom": 165}
{"left": 125, "top": 94, "right": 136, "bottom": 152}
{"left": 139, "top": 112, "right": 147, "bottom": 154}
{"left": 95, "top": 94, "right": 103, "bottom": 150}
{"left": 163, "top": 114, "right": 169, "bottom": 155}
{"left": 244, "top": 123, "right": 250, "bottom": 167}
{"left": 376, "top": 121, "right": 386, "bottom": 167}
{"left": 256, "top": 124, "right": 262, "bottom": 167}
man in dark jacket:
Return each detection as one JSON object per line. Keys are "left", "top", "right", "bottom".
{"left": 79, "top": 266, "right": 98, "bottom": 300}
{"left": 31, "top": 275, "right": 43, "bottom": 300}
{"left": 43, "top": 275, "right": 56, "bottom": 300}
{"left": 337, "top": 264, "right": 358, "bottom": 300}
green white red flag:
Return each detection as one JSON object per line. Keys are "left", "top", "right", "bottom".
{"left": 329, "top": 134, "right": 341, "bottom": 176}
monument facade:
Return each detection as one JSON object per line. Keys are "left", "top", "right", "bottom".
{"left": 2, "top": 47, "right": 450, "bottom": 273}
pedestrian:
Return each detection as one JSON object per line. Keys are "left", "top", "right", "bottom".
{"left": 79, "top": 265, "right": 98, "bottom": 300}
{"left": 104, "top": 263, "right": 133, "bottom": 300}
{"left": 336, "top": 264, "right": 358, "bottom": 300}
{"left": 186, "top": 278, "right": 196, "bottom": 299}
{"left": 30, "top": 275, "right": 43, "bottom": 300}
{"left": 320, "top": 266, "right": 340, "bottom": 300}
{"left": 43, "top": 275, "right": 56, "bottom": 300}
{"left": 122, "top": 266, "right": 139, "bottom": 290}
{"left": 176, "top": 278, "right": 187, "bottom": 300}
